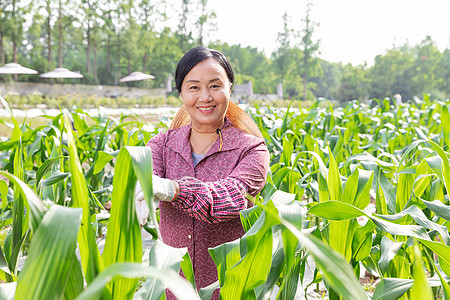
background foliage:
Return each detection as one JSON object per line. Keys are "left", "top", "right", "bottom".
{"left": 0, "top": 0, "right": 449, "bottom": 101}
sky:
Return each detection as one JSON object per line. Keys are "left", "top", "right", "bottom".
{"left": 204, "top": 0, "right": 450, "bottom": 66}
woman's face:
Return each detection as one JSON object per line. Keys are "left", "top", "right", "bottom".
{"left": 180, "top": 58, "right": 231, "bottom": 129}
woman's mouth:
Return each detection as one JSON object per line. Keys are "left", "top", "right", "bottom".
{"left": 198, "top": 106, "right": 216, "bottom": 112}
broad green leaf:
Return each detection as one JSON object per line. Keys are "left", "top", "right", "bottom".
{"left": 427, "top": 140, "right": 450, "bottom": 195}
{"left": 199, "top": 280, "right": 220, "bottom": 300}
{"left": 353, "top": 169, "right": 374, "bottom": 209}
{"left": 219, "top": 201, "right": 277, "bottom": 299}
{"left": 135, "top": 240, "right": 188, "bottom": 300}
{"left": 327, "top": 146, "right": 342, "bottom": 201}
{"left": 378, "top": 236, "right": 403, "bottom": 275}
{"left": 395, "top": 172, "right": 413, "bottom": 212}
{"left": 41, "top": 170, "right": 69, "bottom": 187}
{"left": 15, "top": 206, "right": 82, "bottom": 300}
{"left": 0, "top": 180, "right": 9, "bottom": 210}
{"left": 35, "top": 155, "right": 66, "bottom": 193}
{"left": 101, "top": 147, "right": 154, "bottom": 298}
{"left": 422, "top": 199, "right": 450, "bottom": 221}
{"left": 0, "top": 172, "right": 47, "bottom": 233}
{"left": 307, "top": 200, "right": 365, "bottom": 220}
{"left": 209, "top": 239, "right": 241, "bottom": 287}
{"left": 372, "top": 278, "right": 414, "bottom": 300}
{"left": 419, "top": 239, "right": 450, "bottom": 276}
{"left": 442, "top": 105, "right": 450, "bottom": 146}
{"left": 377, "top": 205, "right": 450, "bottom": 245}
{"left": 75, "top": 263, "right": 200, "bottom": 300}
{"left": 240, "top": 205, "right": 262, "bottom": 232}
{"left": 409, "top": 240, "right": 433, "bottom": 299}
{"left": 352, "top": 221, "right": 376, "bottom": 262}
{"left": 273, "top": 213, "right": 368, "bottom": 299}
{"left": 93, "top": 151, "right": 115, "bottom": 175}
{"left": 64, "top": 115, "right": 104, "bottom": 284}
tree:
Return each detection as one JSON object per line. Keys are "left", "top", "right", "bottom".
{"left": 196, "top": 0, "right": 217, "bottom": 46}
{"left": 271, "top": 11, "right": 296, "bottom": 97}
{"left": 177, "top": 0, "right": 194, "bottom": 53}
{"left": 298, "top": 0, "right": 321, "bottom": 101}
{"left": 337, "top": 63, "right": 369, "bottom": 101}
{"left": 438, "top": 49, "right": 450, "bottom": 98}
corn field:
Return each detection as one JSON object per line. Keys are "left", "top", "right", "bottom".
{"left": 0, "top": 95, "right": 449, "bottom": 299}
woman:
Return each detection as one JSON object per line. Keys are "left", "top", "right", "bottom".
{"left": 141, "top": 46, "right": 269, "bottom": 298}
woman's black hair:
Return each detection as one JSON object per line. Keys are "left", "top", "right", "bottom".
{"left": 175, "top": 46, "right": 234, "bottom": 93}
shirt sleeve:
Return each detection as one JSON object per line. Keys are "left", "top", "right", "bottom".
{"left": 147, "top": 132, "right": 166, "bottom": 178}
{"left": 171, "top": 177, "right": 249, "bottom": 224}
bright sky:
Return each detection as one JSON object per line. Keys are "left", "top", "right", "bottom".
{"left": 206, "top": 0, "right": 450, "bottom": 66}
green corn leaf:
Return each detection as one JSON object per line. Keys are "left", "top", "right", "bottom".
{"left": 256, "top": 236, "right": 285, "bottom": 300}
{"left": 35, "top": 155, "right": 66, "bottom": 192}
{"left": 351, "top": 221, "right": 376, "bottom": 262}
{"left": 199, "top": 280, "right": 220, "bottom": 300}
{"left": 427, "top": 140, "right": 450, "bottom": 195}
{"left": 409, "top": 240, "right": 433, "bottom": 299}
{"left": 75, "top": 263, "right": 200, "bottom": 300}
{"left": 101, "top": 146, "right": 156, "bottom": 299}
{"left": 419, "top": 239, "right": 450, "bottom": 276}
{"left": 441, "top": 104, "right": 450, "bottom": 147}
{"left": 219, "top": 201, "right": 277, "bottom": 299}
{"left": 93, "top": 151, "right": 115, "bottom": 175}
{"left": 64, "top": 115, "right": 104, "bottom": 284}
{"left": 15, "top": 205, "right": 82, "bottom": 300}
{"left": 268, "top": 208, "right": 368, "bottom": 299}
{"left": 422, "top": 199, "right": 450, "bottom": 221}
{"left": 307, "top": 200, "right": 365, "bottom": 220}
{"left": 372, "top": 278, "right": 413, "bottom": 300}
{"left": 41, "top": 170, "right": 70, "bottom": 187}
{"left": 135, "top": 240, "right": 188, "bottom": 299}
{"left": 209, "top": 239, "right": 241, "bottom": 287}
{"left": 327, "top": 146, "right": 342, "bottom": 201}
{"left": 0, "top": 180, "right": 8, "bottom": 211}
{"left": 0, "top": 172, "right": 47, "bottom": 233}
{"left": 378, "top": 236, "right": 403, "bottom": 275}
{"left": 377, "top": 205, "right": 450, "bottom": 245}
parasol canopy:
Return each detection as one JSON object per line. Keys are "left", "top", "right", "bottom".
{"left": 0, "top": 63, "right": 38, "bottom": 74}
{"left": 119, "top": 71, "right": 155, "bottom": 83}
{"left": 40, "top": 68, "right": 83, "bottom": 78}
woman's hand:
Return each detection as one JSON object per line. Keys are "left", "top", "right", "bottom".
{"left": 152, "top": 174, "right": 179, "bottom": 202}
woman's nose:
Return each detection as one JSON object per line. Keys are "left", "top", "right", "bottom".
{"left": 200, "top": 90, "right": 212, "bottom": 101}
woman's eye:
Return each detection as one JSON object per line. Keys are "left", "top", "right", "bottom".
{"left": 189, "top": 86, "right": 199, "bottom": 90}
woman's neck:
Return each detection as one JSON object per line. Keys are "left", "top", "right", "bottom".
{"left": 190, "top": 120, "right": 224, "bottom": 134}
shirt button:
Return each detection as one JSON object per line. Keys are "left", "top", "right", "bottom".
{"left": 188, "top": 235, "right": 192, "bottom": 239}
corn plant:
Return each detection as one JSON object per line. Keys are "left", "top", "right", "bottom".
{"left": 1, "top": 95, "right": 450, "bottom": 299}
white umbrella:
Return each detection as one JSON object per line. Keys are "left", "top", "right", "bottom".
{"left": 119, "top": 71, "right": 155, "bottom": 83}
{"left": 40, "top": 68, "right": 83, "bottom": 78}
{"left": 0, "top": 62, "right": 38, "bottom": 74}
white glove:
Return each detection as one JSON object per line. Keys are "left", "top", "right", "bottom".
{"left": 135, "top": 181, "right": 149, "bottom": 226}
{"left": 152, "top": 174, "right": 178, "bottom": 202}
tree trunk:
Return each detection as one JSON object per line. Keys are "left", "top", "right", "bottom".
{"left": 86, "top": 25, "right": 91, "bottom": 74}
{"left": 127, "top": 53, "right": 131, "bottom": 74}
{"left": 94, "top": 44, "right": 97, "bottom": 81}
{"left": 0, "top": 30, "right": 4, "bottom": 65}
{"left": 303, "top": 77, "right": 307, "bottom": 101}
{"left": 106, "top": 34, "right": 111, "bottom": 73}
{"left": 13, "top": 40, "right": 18, "bottom": 81}
{"left": 58, "top": 0, "right": 63, "bottom": 67}
{"left": 47, "top": 15, "right": 52, "bottom": 68}
{"left": 143, "top": 52, "right": 147, "bottom": 73}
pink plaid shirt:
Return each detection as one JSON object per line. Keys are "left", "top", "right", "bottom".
{"left": 147, "top": 117, "right": 269, "bottom": 298}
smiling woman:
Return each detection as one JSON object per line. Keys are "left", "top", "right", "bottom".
{"left": 136, "top": 46, "right": 270, "bottom": 299}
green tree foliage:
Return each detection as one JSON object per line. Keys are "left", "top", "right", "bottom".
{"left": 0, "top": 1, "right": 449, "bottom": 101}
